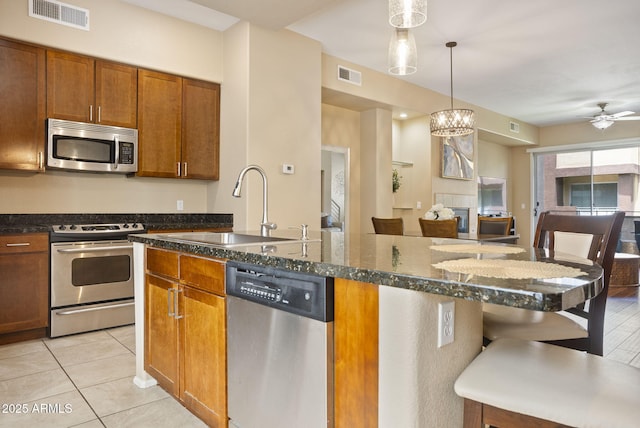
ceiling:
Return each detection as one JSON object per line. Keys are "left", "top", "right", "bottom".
{"left": 122, "top": 0, "right": 640, "bottom": 128}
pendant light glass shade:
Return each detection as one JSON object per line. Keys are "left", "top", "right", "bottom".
{"left": 388, "top": 28, "right": 417, "bottom": 76}
{"left": 389, "top": 0, "right": 427, "bottom": 28}
{"left": 430, "top": 41, "right": 475, "bottom": 137}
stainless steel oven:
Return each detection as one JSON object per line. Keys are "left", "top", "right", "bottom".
{"left": 49, "top": 222, "right": 145, "bottom": 337}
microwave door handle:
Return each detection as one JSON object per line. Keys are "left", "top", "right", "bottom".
{"left": 114, "top": 137, "right": 119, "bottom": 170}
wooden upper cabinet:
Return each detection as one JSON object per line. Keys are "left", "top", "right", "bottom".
{"left": 0, "top": 38, "right": 46, "bottom": 172}
{"left": 182, "top": 79, "right": 220, "bottom": 180}
{"left": 46, "top": 50, "right": 137, "bottom": 127}
{"left": 94, "top": 60, "right": 138, "bottom": 127}
{"left": 137, "top": 69, "right": 182, "bottom": 178}
{"left": 46, "top": 50, "right": 94, "bottom": 122}
{"left": 137, "top": 70, "right": 220, "bottom": 180}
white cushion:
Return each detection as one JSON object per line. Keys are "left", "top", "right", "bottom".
{"left": 554, "top": 231, "right": 594, "bottom": 259}
{"left": 483, "top": 303, "right": 588, "bottom": 341}
{"left": 455, "top": 338, "right": 640, "bottom": 428}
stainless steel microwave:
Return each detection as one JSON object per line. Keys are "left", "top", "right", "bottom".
{"left": 47, "top": 119, "right": 138, "bottom": 173}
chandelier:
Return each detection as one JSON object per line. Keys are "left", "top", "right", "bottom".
{"left": 430, "top": 41, "right": 475, "bottom": 137}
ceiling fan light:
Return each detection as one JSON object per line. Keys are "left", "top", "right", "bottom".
{"left": 389, "top": 0, "right": 426, "bottom": 28}
{"left": 591, "top": 119, "right": 614, "bottom": 130}
{"left": 388, "top": 28, "right": 417, "bottom": 75}
{"left": 430, "top": 109, "right": 475, "bottom": 136}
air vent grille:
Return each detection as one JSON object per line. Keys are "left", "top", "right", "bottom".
{"left": 338, "top": 66, "right": 362, "bottom": 86}
{"left": 29, "top": 0, "right": 89, "bottom": 31}
{"left": 509, "top": 121, "right": 520, "bottom": 133}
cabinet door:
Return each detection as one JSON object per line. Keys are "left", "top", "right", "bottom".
{"left": 180, "top": 286, "right": 227, "bottom": 427}
{"left": 95, "top": 60, "right": 137, "bottom": 128}
{"left": 145, "top": 274, "right": 179, "bottom": 395}
{"left": 137, "top": 69, "right": 182, "bottom": 178}
{"left": 0, "top": 39, "right": 45, "bottom": 172}
{"left": 0, "top": 234, "right": 48, "bottom": 334}
{"left": 181, "top": 79, "right": 220, "bottom": 180}
{"left": 46, "top": 50, "right": 94, "bottom": 122}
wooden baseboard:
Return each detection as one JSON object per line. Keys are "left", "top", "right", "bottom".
{"left": 0, "top": 328, "right": 47, "bottom": 345}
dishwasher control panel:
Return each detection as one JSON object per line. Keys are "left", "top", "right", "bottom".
{"left": 237, "top": 281, "right": 282, "bottom": 302}
{"left": 226, "top": 261, "right": 334, "bottom": 322}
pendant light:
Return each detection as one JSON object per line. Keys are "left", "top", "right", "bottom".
{"left": 389, "top": 0, "right": 427, "bottom": 28}
{"left": 388, "top": 28, "right": 417, "bottom": 76}
{"left": 430, "top": 41, "right": 475, "bottom": 137}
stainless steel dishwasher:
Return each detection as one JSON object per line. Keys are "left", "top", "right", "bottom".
{"left": 226, "top": 261, "right": 334, "bottom": 428}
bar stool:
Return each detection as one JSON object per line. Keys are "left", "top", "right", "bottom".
{"left": 455, "top": 338, "right": 640, "bottom": 427}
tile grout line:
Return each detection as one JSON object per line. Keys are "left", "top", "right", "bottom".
{"left": 41, "top": 337, "right": 105, "bottom": 426}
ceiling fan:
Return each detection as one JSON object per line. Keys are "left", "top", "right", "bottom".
{"left": 585, "top": 103, "right": 640, "bottom": 130}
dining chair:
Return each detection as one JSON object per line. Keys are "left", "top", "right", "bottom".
{"left": 371, "top": 217, "right": 404, "bottom": 235}
{"left": 477, "top": 215, "right": 513, "bottom": 235}
{"left": 418, "top": 217, "right": 459, "bottom": 238}
{"left": 482, "top": 211, "right": 625, "bottom": 356}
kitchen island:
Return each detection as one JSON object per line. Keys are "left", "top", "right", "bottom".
{"left": 130, "top": 231, "right": 603, "bottom": 427}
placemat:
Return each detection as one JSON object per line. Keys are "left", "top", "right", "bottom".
{"left": 432, "top": 258, "right": 586, "bottom": 279}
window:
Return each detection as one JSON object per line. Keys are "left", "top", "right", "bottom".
{"left": 570, "top": 183, "right": 618, "bottom": 208}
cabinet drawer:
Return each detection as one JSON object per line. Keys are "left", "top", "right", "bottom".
{"left": 0, "top": 233, "right": 48, "bottom": 254}
{"left": 180, "top": 255, "right": 225, "bottom": 296}
{"left": 147, "top": 247, "right": 179, "bottom": 279}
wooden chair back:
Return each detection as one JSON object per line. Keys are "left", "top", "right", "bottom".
{"left": 533, "top": 211, "right": 625, "bottom": 355}
{"left": 477, "top": 216, "right": 513, "bottom": 235}
{"left": 418, "top": 217, "right": 459, "bottom": 239}
{"left": 371, "top": 217, "right": 404, "bottom": 235}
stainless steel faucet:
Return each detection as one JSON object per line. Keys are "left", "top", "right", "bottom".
{"left": 232, "top": 165, "right": 277, "bottom": 237}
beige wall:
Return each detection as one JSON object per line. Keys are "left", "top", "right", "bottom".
{"left": 214, "top": 23, "right": 322, "bottom": 232}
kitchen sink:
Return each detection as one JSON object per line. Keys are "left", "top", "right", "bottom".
{"left": 158, "top": 232, "right": 316, "bottom": 248}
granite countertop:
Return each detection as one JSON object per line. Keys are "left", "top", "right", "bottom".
{"left": 130, "top": 230, "right": 604, "bottom": 312}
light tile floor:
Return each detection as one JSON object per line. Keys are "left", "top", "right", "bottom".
{"left": 1, "top": 288, "right": 639, "bottom": 428}
{"left": 0, "top": 325, "right": 206, "bottom": 428}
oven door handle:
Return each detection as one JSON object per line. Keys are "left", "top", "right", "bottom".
{"left": 55, "top": 301, "right": 134, "bottom": 315}
{"left": 55, "top": 245, "right": 133, "bottom": 253}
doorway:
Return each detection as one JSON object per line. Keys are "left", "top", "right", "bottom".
{"left": 321, "top": 146, "right": 349, "bottom": 233}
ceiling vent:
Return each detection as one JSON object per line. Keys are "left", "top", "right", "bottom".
{"left": 338, "top": 65, "right": 362, "bottom": 86}
{"left": 29, "top": 0, "right": 90, "bottom": 31}
{"left": 509, "top": 121, "right": 520, "bottom": 133}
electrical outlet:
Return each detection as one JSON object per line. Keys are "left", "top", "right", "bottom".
{"left": 438, "top": 301, "right": 455, "bottom": 347}
{"left": 177, "top": 200, "right": 184, "bottom": 211}
{"left": 417, "top": 201, "right": 422, "bottom": 209}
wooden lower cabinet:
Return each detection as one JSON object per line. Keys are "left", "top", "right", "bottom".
{"left": 0, "top": 233, "right": 49, "bottom": 343}
{"left": 145, "top": 248, "right": 227, "bottom": 427}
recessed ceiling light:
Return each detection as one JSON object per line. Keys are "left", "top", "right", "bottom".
{"left": 399, "top": 112, "right": 408, "bottom": 119}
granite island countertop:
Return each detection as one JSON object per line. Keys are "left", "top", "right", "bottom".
{"left": 130, "top": 230, "right": 603, "bottom": 312}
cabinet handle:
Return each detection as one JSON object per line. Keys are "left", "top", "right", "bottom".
{"left": 177, "top": 162, "right": 181, "bottom": 177}
{"left": 98, "top": 106, "right": 101, "bottom": 123}
{"left": 90, "top": 105, "right": 93, "bottom": 122}
{"left": 6, "top": 242, "right": 30, "bottom": 247}
{"left": 183, "top": 162, "right": 188, "bottom": 177}
{"left": 38, "top": 151, "right": 43, "bottom": 170}
{"left": 167, "top": 288, "right": 175, "bottom": 317}
{"left": 174, "top": 288, "right": 183, "bottom": 319}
